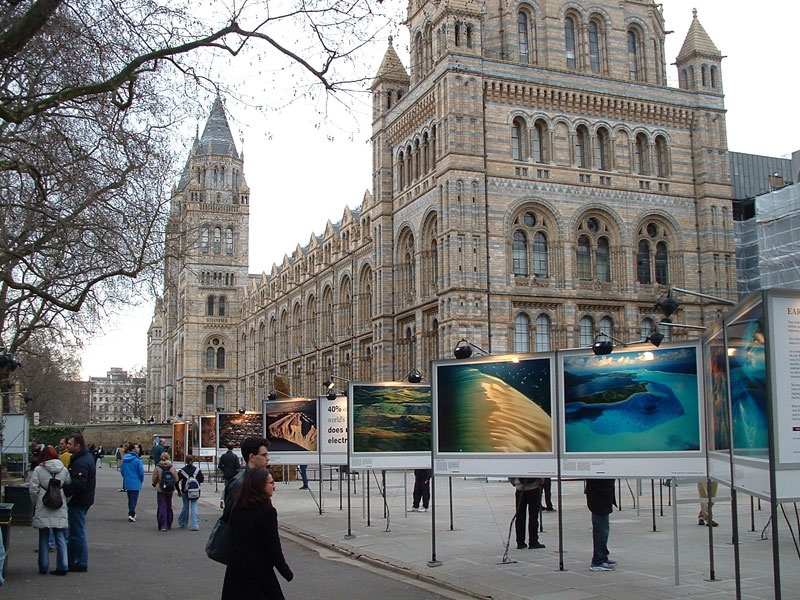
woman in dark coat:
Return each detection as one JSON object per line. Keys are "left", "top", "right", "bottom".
{"left": 221, "top": 469, "right": 293, "bottom": 599}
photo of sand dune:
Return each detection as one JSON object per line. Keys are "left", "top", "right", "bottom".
{"left": 436, "top": 358, "right": 552, "bottom": 453}
{"left": 264, "top": 399, "right": 318, "bottom": 452}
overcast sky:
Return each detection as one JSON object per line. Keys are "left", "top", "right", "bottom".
{"left": 79, "top": 0, "right": 799, "bottom": 379}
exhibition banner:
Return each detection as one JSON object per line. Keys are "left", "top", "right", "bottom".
{"left": 172, "top": 422, "right": 187, "bottom": 462}
{"left": 262, "top": 398, "right": 318, "bottom": 464}
{"left": 349, "top": 382, "right": 431, "bottom": 470}
{"left": 432, "top": 354, "right": 557, "bottom": 477}
{"left": 319, "top": 394, "right": 348, "bottom": 465}
{"left": 198, "top": 415, "right": 217, "bottom": 457}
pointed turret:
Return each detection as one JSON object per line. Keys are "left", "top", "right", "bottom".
{"left": 196, "top": 95, "right": 240, "bottom": 158}
{"left": 372, "top": 37, "right": 410, "bottom": 118}
{"left": 675, "top": 9, "right": 723, "bottom": 93}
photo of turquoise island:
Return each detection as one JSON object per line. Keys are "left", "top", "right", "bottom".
{"left": 351, "top": 385, "right": 431, "bottom": 453}
{"left": 563, "top": 347, "right": 700, "bottom": 453}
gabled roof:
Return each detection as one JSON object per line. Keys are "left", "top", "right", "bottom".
{"left": 677, "top": 9, "right": 721, "bottom": 62}
{"left": 373, "top": 37, "right": 409, "bottom": 86}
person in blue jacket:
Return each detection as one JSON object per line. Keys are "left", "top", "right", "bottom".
{"left": 120, "top": 441, "right": 145, "bottom": 522}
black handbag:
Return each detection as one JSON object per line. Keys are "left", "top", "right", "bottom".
{"left": 205, "top": 512, "right": 233, "bottom": 565}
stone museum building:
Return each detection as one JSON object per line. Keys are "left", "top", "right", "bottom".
{"left": 147, "top": 0, "right": 736, "bottom": 421}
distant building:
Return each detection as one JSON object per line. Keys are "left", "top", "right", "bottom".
{"left": 729, "top": 151, "right": 793, "bottom": 220}
{"left": 88, "top": 368, "right": 146, "bottom": 423}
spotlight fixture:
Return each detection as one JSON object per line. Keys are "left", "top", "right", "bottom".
{"left": 407, "top": 369, "right": 422, "bottom": 384}
{"left": 591, "top": 337, "right": 614, "bottom": 356}
{"left": 322, "top": 375, "right": 349, "bottom": 401}
{"left": 453, "top": 339, "right": 489, "bottom": 359}
{"left": 238, "top": 408, "right": 246, "bottom": 414}
{"left": 646, "top": 331, "right": 664, "bottom": 347}
{"left": 326, "top": 390, "right": 338, "bottom": 401}
{"left": 655, "top": 294, "right": 680, "bottom": 318}
{"left": 655, "top": 286, "right": 736, "bottom": 319}
{"left": 177, "top": 412, "right": 183, "bottom": 418}
{"left": 267, "top": 391, "right": 277, "bottom": 401}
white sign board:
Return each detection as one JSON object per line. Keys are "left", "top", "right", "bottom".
{"left": 1, "top": 414, "right": 29, "bottom": 453}
{"left": 319, "top": 395, "right": 348, "bottom": 465}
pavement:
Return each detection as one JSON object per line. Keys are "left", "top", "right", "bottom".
{"left": 2, "top": 465, "right": 798, "bottom": 599}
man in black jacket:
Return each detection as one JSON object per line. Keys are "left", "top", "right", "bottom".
{"left": 221, "top": 436, "right": 269, "bottom": 521}
{"left": 585, "top": 479, "right": 617, "bottom": 572}
{"left": 64, "top": 433, "right": 96, "bottom": 572}
{"left": 217, "top": 442, "right": 240, "bottom": 509}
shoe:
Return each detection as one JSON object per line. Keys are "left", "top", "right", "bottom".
{"left": 160, "top": 528, "right": 168, "bottom": 532}
{"left": 118, "top": 489, "right": 125, "bottom": 492}
{"left": 299, "top": 486, "right": 309, "bottom": 490}
{"left": 590, "top": 563, "right": 615, "bottom": 571}
{"left": 528, "top": 542, "right": 546, "bottom": 549}
{"left": 49, "top": 546, "right": 55, "bottom": 552}
{"left": 51, "top": 570, "right": 68, "bottom": 576}
{"left": 545, "top": 507, "right": 555, "bottom": 512}
{"left": 219, "top": 500, "right": 225, "bottom": 509}
{"left": 420, "top": 507, "right": 428, "bottom": 512}
{"left": 606, "top": 560, "right": 618, "bottom": 566}
{"left": 710, "top": 520, "right": 719, "bottom": 527}
{"left": 128, "top": 515, "right": 136, "bottom": 522}
{"left": 409, "top": 507, "right": 419, "bottom": 512}
{"left": 69, "top": 566, "right": 88, "bottom": 573}
{"left": 191, "top": 528, "right": 199, "bottom": 531}
{"left": 698, "top": 519, "right": 705, "bottom": 526}
{"left": 516, "top": 543, "right": 527, "bottom": 549}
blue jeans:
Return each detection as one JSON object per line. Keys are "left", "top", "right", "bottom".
{"left": 591, "top": 512, "right": 610, "bottom": 566}
{"left": 126, "top": 490, "right": 140, "bottom": 518}
{"left": 67, "top": 506, "right": 89, "bottom": 569}
{"left": 48, "top": 528, "right": 54, "bottom": 549}
{"left": 39, "top": 528, "right": 68, "bottom": 573}
{"left": 0, "top": 525, "right": 6, "bottom": 585}
{"left": 178, "top": 495, "right": 199, "bottom": 530}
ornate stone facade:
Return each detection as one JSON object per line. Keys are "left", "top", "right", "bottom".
{"left": 148, "top": 2, "right": 735, "bottom": 420}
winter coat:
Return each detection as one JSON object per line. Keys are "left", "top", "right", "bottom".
{"left": 177, "top": 464, "right": 205, "bottom": 495}
{"left": 63, "top": 447, "right": 96, "bottom": 508}
{"left": 218, "top": 450, "right": 240, "bottom": 481}
{"left": 152, "top": 460, "right": 180, "bottom": 495}
{"left": 585, "top": 479, "right": 617, "bottom": 516}
{"left": 120, "top": 451, "right": 145, "bottom": 491}
{"left": 29, "top": 459, "right": 71, "bottom": 529}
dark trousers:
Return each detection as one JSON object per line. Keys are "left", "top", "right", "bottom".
{"left": 541, "top": 478, "right": 553, "bottom": 510}
{"left": 412, "top": 474, "right": 430, "bottom": 509}
{"left": 156, "top": 492, "right": 174, "bottom": 530}
{"left": 126, "top": 490, "right": 139, "bottom": 518}
{"left": 515, "top": 488, "right": 542, "bottom": 545}
{"left": 591, "top": 512, "right": 610, "bottom": 566}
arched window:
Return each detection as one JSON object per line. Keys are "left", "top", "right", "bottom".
{"left": 213, "top": 227, "right": 221, "bottom": 253}
{"left": 226, "top": 228, "right": 234, "bottom": 253}
{"left": 599, "top": 316, "right": 613, "bottom": 338}
{"left": 207, "top": 296, "right": 215, "bottom": 316}
{"left": 206, "top": 347, "right": 215, "bottom": 370}
{"left": 455, "top": 22, "right": 461, "bottom": 47}
{"left": 710, "top": 66, "right": 718, "bottom": 88}
{"left": 565, "top": 16, "right": 577, "bottom": 69}
{"left": 201, "top": 229, "right": 209, "bottom": 253}
{"left": 205, "top": 386, "right": 214, "bottom": 412}
{"left": 640, "top": 318, "right": 655, "bottom": 339}
{"left": 466, "top": 25, "right": 473, "bottom": 49}
{"left": 518, "top": 11, "right": 530, "bottom": 63}
{"left": 596, "top": 237, "right": 610, "bottom": 282}
{"left": 398, "top": 151, "right": 405, "bottom": 188}
{"left": 218, "top": 296, "right": 226, "bottom": 316}
{"left": 627, "top": 29, "right": 640, "bottom": 81}
{"left": 533, "top": 232, "right": 548, "bottom": 277}
{"left": 535, "top": 314, "right": 551, "bottom": 352}
{"left": 655, "top": 241, "right": 668, "bottom": 284}
{"left": 577, "top": 235, "right": 592, "bottom": 279}
{"left": 575, "top": 125, "right": 589, "bottom": 168}
{"left": 658, "top": 320, "right": 672, "bottom": 342}
{"left": 701, "top": 65, "right": 708, "bottom": 86}
{"left": 512, "top": 230, "right": 528, "bottom": 276}
{"left": 595, "top": 127, "right": 611, "bottom": 171}
{"left": 217, "top": 347, "right": 225, "bottom": 369}
{"left": 588, "top": 21, "right": 601, "bottom": 73}
{"left": 406, "top": 327, "right": 416, "bottom": 370}
{"left": 655, "top": 136, "right": 669, "bottom": 177}
{"left": 579, "top": 316, "right": 594, "bottom": 347}
{"left": 637, "top": 239, "right": 652, "bottom": 284}
{"left": 634, "top": 133, "right": 650, "bottom": 175}
{"left": 514, "top": 313, "right": 531, "bottom": 353}
{"left": 216, "top": 386, "right": 225, "bottom": 410}
{"left": 532, "top": 120, "right": 548, "bottom": 163}
{"left": 512, "top": 117, "right": 527, "bottom": 161}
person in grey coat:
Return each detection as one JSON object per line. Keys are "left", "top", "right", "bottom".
{"left": 29, "top": 445, "right": 71, "bottom": 575}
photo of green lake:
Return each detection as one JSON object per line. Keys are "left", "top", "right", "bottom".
{"left": 436, "top": 358, "right": 552, "bottom": 453}
{"left": 352, "top": 385, "right": 431, "bottom": 453}
{"left": 563, "top": 347, "right": 700, "bottom": 453}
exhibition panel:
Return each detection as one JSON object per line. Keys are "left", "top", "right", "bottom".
{"left": 262, "top": 397, "right": 318, "bottom": 464}
{"left": 198, "top": 415, "right": 217, "bottom": 457}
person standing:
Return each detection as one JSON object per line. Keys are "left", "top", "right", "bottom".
{"left": 29, "top": 445, "right": 71, "bottom": 575}
{"left": 150, "top": 438, "right": 166, "bottom": 469}
{"left": 541, "top": 478, "right": 555, "bottom": 511}
{"left": 217, "top": 442, "right": 240, "bottom": 509}
{"left": 58, "top": 437, "right": 71, "bottom": 468}
{"left": 152, "top": 452, "right": 181, "bottom": 531}
{"left": 120, "top": 442, "right": 144, "bottom": 522}
{"left": 585, "top": 478, "right": 617, "bottom": 571}
{"left": 298, "top": 465, "right": 309, "bottom": 490}
{"left": 410, "top": 468, "right": 431, "bottom": 512}
{"left": 95, "top": 446, "right": 104, "bottom": 469}
{"left": 221, "top": 436, "right": 270, "bottom": 520}
{"left": 63, "top": 433, "right": 96, "bottom": 572}
{"left": 221, "top": 469, "right": 293, "bottom": 599}
{"left": 177, "top": 456, "right": 205, "bottom": 531}
{"left": 509, "top": 477, "right": 546, "bottom": 549}
{"left": 697, "top": 481, "right": 719, "bottom": 527}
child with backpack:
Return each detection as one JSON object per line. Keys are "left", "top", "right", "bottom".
{"left": 177, "top": 456, "right": 205, "bottom": 531}
{"left": 151, "top": 452, "right": 181, "bottom": 531}
{"left": 28, "top": 445, "right": 71, "bottom": 575}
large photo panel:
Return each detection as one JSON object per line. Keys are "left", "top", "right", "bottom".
{"left": 349, "top": 382, "right": 431, "bottom": 470}
{"left": 559, "top": 342, "right": 706, "bottom": 478}
{"left": 217, "top": 412, "right": 264, "bottom": 449}
{"left": 263, "top": 398, "right": 318, "bottom": 465}
{"left": 198, "top": 415, "right": 217, "bottom": 457}
{"left": 432, "top": 354, "right": 556, "bottom": 477}
{"left": 703, "top": 325, "right": 732, "bottom": 486}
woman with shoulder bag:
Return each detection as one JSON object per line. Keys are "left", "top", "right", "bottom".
{"left": 28, "top": 445, "right": 71, "bottom": 575}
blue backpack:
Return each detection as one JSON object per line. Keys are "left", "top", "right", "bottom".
{"left": 159, "top": 468, "right": 176, "bottom": 492}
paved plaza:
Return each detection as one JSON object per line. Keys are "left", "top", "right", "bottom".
{"left": 2, "top": 464, "right": 798, "bottom": 599}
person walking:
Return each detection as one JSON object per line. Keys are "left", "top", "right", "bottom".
{"left": 29, "top": 445, "right": 71, "bottom": 575}
{"left": 541, "top": 477, "right": 555, "bottom": 511}
{"left": 221, "top": 436, "right": 270, "bottom": 520}
{"left": 509, "top": 477, "right": 546, "bottom": 549}
{"left": 150, "top": 438, "right": 166, "bottom": 469}
{"left": 120, "top": 442, "right": 144, "bottom": 522}
{"left": 63, "top": 433, "right": 96, "bottom": 572}
{"left": 221, "top": 469, "right": 293, "bottom": 599}
{"left": 217, "top": 442, "right": 240, "bottom": 509}
{"left": 410, "top": 468, "right": 431, "bottom": 512}
{"left": 585, "top": 478, "right": 617, "bottom": 571}
{"left": 298, "top": 464, "right": 309, "bottom": 489}
{"left": 177, "top": 456, "right": 204, "bottom": 531}
{"left": 152, "top": 452, "right": 180, "bottom": 531}
{"left": 95, "top": 446, "right": 104, "bottom": 469}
